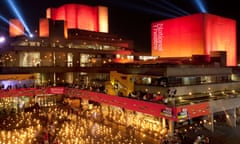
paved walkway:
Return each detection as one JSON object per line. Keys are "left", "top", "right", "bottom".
{"left": 181, "top": 124, "right": 240, "bottom": 144}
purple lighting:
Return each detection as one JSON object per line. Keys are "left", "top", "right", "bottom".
{"left": 0, "top": 36, "right": 5, "bottom": 43}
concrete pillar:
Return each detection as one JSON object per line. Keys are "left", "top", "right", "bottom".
{"left": 233, "top": 108, "right": 237, "bottom": 128}
{"left": 210, "top": 113, "right": 214, "bottom": 132}
{"left": 53, "top": 72, "right": 56, "bottom": 86}
{"left": 53, "top": 51, "right": 56, "bottom": 66}
{"left": 226, "top": 108, "right": 236, "bottom": 128}
{"left": 168, "top": 120, "right": 175, "bottom": 136}
{"left": 73, "top": 52, "right": 80, "bottom": 67}
{"left": 162, "top": 118, "right": 166, "bottom": 128}
{"left": 203, "top": 113, "right": 214, "bottom": 132}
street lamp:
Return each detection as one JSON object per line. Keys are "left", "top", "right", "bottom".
{"left": 0, "top": 36, "right": 5, "bottom": 43}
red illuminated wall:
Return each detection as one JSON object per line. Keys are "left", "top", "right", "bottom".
{"left": 151, "top": 13, "right": 236, "bottom": 66}
{"left": 152, "top": 14, "right": 205, "bottom": 58}
{"left": 205, "top": 14, "right": 236, "bottom": 66}
{"left": 176, "top": 102, "right": 210, "bottom": 120}
{"left": 47, "top": 4, "right": 108, "bottom": 33}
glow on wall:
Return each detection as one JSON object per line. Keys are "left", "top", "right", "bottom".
{"left": 9, "top": 19, "right": 24, "bottom": 37}
{"left": 152, "top": 14, "right": 205, "bottom": 58}
{"left": 46, "top": 8, "right": 51, "bottom": 19}
{"left": 98, "top": 6, "right": 108, "bottom": 33}
{"left": 66, "top": 4, "right": 77, "bottom": 28}
{"left": 151, "top": 13, "right": 236, "bottom": 66}
{"left": 76, "top": 5, "right": 98, "bottom": 31}
{"left": 46, "top": 4, "right": 108, "bottom": 33}
{"left": 205, "top": 14, "right": 236, "bottom": 66}
{"left": 39, "top": 18, "right": 49, "bottom": 37}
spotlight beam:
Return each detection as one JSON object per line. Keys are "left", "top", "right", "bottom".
{"left": 0, "top": 15, "right": 10, "bottom": 24}
{"left": 193, "top": 0, "right": 207, "bottom": 13}
{"left": 160, "top": 0, "right": 190, "bottom": 15}
{"left": 0, "top": 15, "right": 27, "bottom": 36}
{"left": 143, "top": 0, "right": 184, "bottom": 16}
{"left": 6, "top": 0, "right": 32, "bottom": 37}
{"left": 108, "top": 0, "right": 176, "bottom": 18}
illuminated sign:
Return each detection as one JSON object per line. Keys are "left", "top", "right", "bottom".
{"left": 177, "top": 108, "right": 188, "bottom": 119}
{"left": 152, "top": 23, "right": 164, "bottom": 51}
{"left": 161, "top": 107, "right": 173, "bottom": 117}
{"left": 47, "top": 87, "right": 65, "bottom": 94}
{"left": 176, "top": 102, "right": 209, "bottom": 119}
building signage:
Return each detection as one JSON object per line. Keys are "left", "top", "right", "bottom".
{"left": 47, "top": 87, "right": 65, "bottom": 94}
{"left": 177, "top": 108, "right": 188, "bottom": 119}
{"left": 161, "top": 107, "right": 173, "bottom": 117}
{"left": 152, "top": 23, "right": 164, "bottom": 52}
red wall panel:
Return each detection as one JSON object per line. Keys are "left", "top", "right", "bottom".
{"left": 76, "top": 5, "right": 98, "bottom": 31}
{"left": 65, "top": 4, "right": 77, "bottom": 29}
{"left": 152, "top": 13, "right": 205, "bottom": 58}
{"left": 151, "top": 13, "right": 236, "bottom": 66}
{"left": 205, "top": 14, "right": 236, "bottom": 66}
{"left": 55, "top": 6, "right": 66, "bottom": 20}
{"left": 47, "top": 4, "right": 105, "bottom": 32}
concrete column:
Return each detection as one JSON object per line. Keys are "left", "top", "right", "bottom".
{"left": 162, "top": 118, "right": 166, "bottom": 128}
{"left": 233, "top": 108, "right": 237, "bottom": 128}
{"left": 73, "top": 52, "right": 80, "bottom": 67}
{"left": 226, "top": 108, "right": 236, "bottom": 128}
{"left": 53, "top": 51, "right": 56, "bottom": 66}
{"left": 203, "top": 113, "right": 214, "bottom": 132}
{"left": 53, "top": 72, "right": 56, "bottom": 86}
{"left": 210, "top": 113, "right": 214, "bottom": 132}
{"left": 168, "top": 120, "right": 174, "bottom": 136}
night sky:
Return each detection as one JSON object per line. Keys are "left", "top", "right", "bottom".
{"left": 0, "top": 0, "right": 240, "bottom": 54}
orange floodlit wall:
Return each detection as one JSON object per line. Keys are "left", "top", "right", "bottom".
{"left": 152, "top": 14, "right": 205, "bottom": 58}
{"left": 39, "top": 18, "right": 49, "bottom": 37}
{"left": 9, "top": 19, "right": 24, "bottom": 37}
{"left": 205, "top": 14, "right": 236, "bottom": 66}
{"left": 47, "top": 4, "right": 108, "bottom": 33}
{"left": 151, "top": 13, "right": 237, "bottom": 66}
{"left": 98, "top": 6, "right": 108, "bottom": 33}
{"left": 46, "top": 8, "right": 51, "bottom": 19}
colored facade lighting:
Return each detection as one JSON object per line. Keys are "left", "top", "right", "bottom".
{"left": 0, "top": 36, "right": 5, "bottom": 43}
{"left": 151, "top": 13, "right": 236, "bottom": 66}
{"left": 47, "top": 4, "right": 108, "bottom": 33}
{"left": 66, "top": 4, "right": 77, "bottom": 29}
{"left": 7, "top": 0, "right": 32, "bottom": 37}
{"left": 9, "top": 19, "right": 25, "bottom": 37}
{"left": 205, "top": 14, "right": 236, "bottom": 66}
{"left": 39, "top": 18, "right": 49, "bottom": 37}
{"left": 98, "top": 6, "right": 109, "bottom": 33}
{"left": 76, "top": 5, "right": 98, "bottom": 31}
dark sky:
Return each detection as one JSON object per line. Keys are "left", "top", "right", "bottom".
{"left": 0, "top": 0, "right": 240, "bottom": 53}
